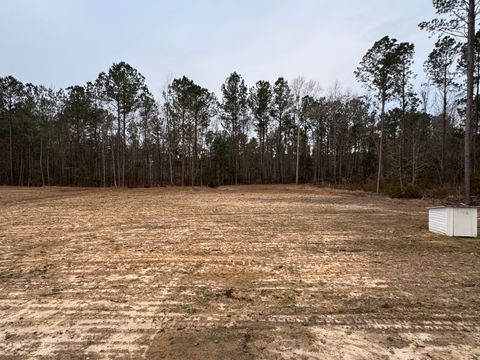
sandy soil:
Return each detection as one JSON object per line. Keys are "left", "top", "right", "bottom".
{"left": 0, "top": 185, "right": 479, "bottom": 359}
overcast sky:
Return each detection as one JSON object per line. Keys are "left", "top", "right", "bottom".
{"left": 0, "top": 0, "right": 437, "bottom": 96}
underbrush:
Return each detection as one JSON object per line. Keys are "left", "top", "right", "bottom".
{"left": 387, "top": 183, "right": 423, "bottom": 199}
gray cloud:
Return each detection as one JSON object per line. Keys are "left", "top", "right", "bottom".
{"left": 0, "top": 0, "right": 437, "bottom": 95}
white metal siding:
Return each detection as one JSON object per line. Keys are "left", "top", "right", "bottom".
{"left": 429, "top": 208, "right": 449, "bottom": 235}
{"left": 453, "top": 208, "right": 478, "bottom": 237}
{"left": 429, "top": 207, "right": 477, "bottom": 237}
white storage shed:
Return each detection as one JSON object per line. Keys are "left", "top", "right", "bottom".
{"left": 428, "top": 206, "right": 478, "bottom": 237}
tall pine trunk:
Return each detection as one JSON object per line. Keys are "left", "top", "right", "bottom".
{"left": 9, "top": 116, "right": 14, "bottom": 185}
{"left": 122, "top": 112, "right": 126, "bottom": 187}
{"left": 465, "top": 0, "right": 475, "bottom": 204}
{"left": 192, "top": 114, "right": 198, "bottom": 188}
{"left": 40, "top": 139, "right": 45, "bottom": 186}
{"left": 112, "top": 141, "right": 117, "bottom": 188}
{"left": 277, "top": 117, "right": 283, "bottom": 183}
{"left": 377, "top": 92, "right": 386, "bottom": 194}
{"left": 295, "top": 114, "right": 300, "bottom": 185}
{"left": 116, "top": 106, "right": 121, "bottom": 187}
{"left": 102, "top": 132, "right": 106, "bottom": 187}
{"left": 442, "top": 69, "right": 448, "bottom": 183}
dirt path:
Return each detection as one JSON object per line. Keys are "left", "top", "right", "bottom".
{"left": 0, "top": 185, "right": 479, "bottom": 359}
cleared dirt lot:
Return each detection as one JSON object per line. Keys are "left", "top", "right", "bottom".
{"left": 0, "top": 185, "right": 479, "bottom": 359}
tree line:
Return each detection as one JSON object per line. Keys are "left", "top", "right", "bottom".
{"left": 1, "top": 0, "right": 479, "bottom": 201}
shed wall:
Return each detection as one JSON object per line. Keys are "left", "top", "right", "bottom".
{"left": 429, "top": 208, "right": 450, "bottom": 236}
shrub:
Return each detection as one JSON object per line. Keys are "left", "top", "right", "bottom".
{"left": 388, "top": 183, "right": 423, "bottom": 199}
{"left": 471, "top": 171, "right": 480, "bottom": 196}
{"left": 424, "top": 183, "right": 461, "bottom": 199}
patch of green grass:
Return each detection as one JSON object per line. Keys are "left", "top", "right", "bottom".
{"left": 288, "top": 303, "right": 305, "bottom": 315}
{"left": 180, "top": 303, "right": 197, "bottom": 315}
{"left": 203, "top": 290, "right": 215, "bottom": 300}
{"left": 197, "top": 290, "right": 215, "bottom": 306}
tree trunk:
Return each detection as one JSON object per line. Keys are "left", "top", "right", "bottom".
{"left": 377, "top": 94, "right": 386, "bottom": 194}
{"left": 295, "top": 114, "right": 300, "bottom": 185}
{"left": 169, "top": 149, "right": 173, "bottom": 185}
{"left": 28, "top": 143, "right": 31, "bottom": 186}
{"left": 112, "top": 141, "right": 117, "bottom": 188}
{"left": 235, "top": 122, "right": 239, "bottom": 185}
{"left": 122, "top": 112, "right": 126, "bottom": 187}
{"left": 117, "top": 105, "right": 121, "bottom": 187}
{"left": 332, "top": 113, "right": 337, "bottom": 183}
{"left": 474, "top": 53, "right": 480, "bottom": 172}
{"left": 157, "top": 136, "right": 163, "bottom": 186}
{"left": 9, "top": 116, "right": 14, "bottom": 186}
{"left": 277, "top": 117, "right": 283, "bottom": 183}
{"left": 232, "top": 117, "right": 238, "bottom": 185}
{"left": 442, "top": 67, "right": 448, "bottom": 183}
{"left": 260, "top": 120, "right": 265, "bottom": 183}
{"left": 465, "top": 0, "right": 475, "bottom": 204}
{"left": 200, "top": 140, "right": 204, "bottom": 187}
{"left": 192, "top": 114, "right": 198, "bottom": 188}
{"left": 144, "top": 120, "right": 150, "bottom": 187}
{"left": 320, "top": 124, "right": 325, "bottom": 182}
{"left": 19, "top": 150, "right": 23, "bottom": 186}
{"left": 46, "top": 146, "right": 50, "bottom": 186}
{"left": 399, "top": 72, "right": 406, "bottom": 188}
{"left": 181, "top": 112, "right": 185, "bottom": 187}
{"left": 102, "top": 133, "right": 106, "bottom": 187}
{"left": 40, "top": 139, "right": 45, "bottom": 186}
